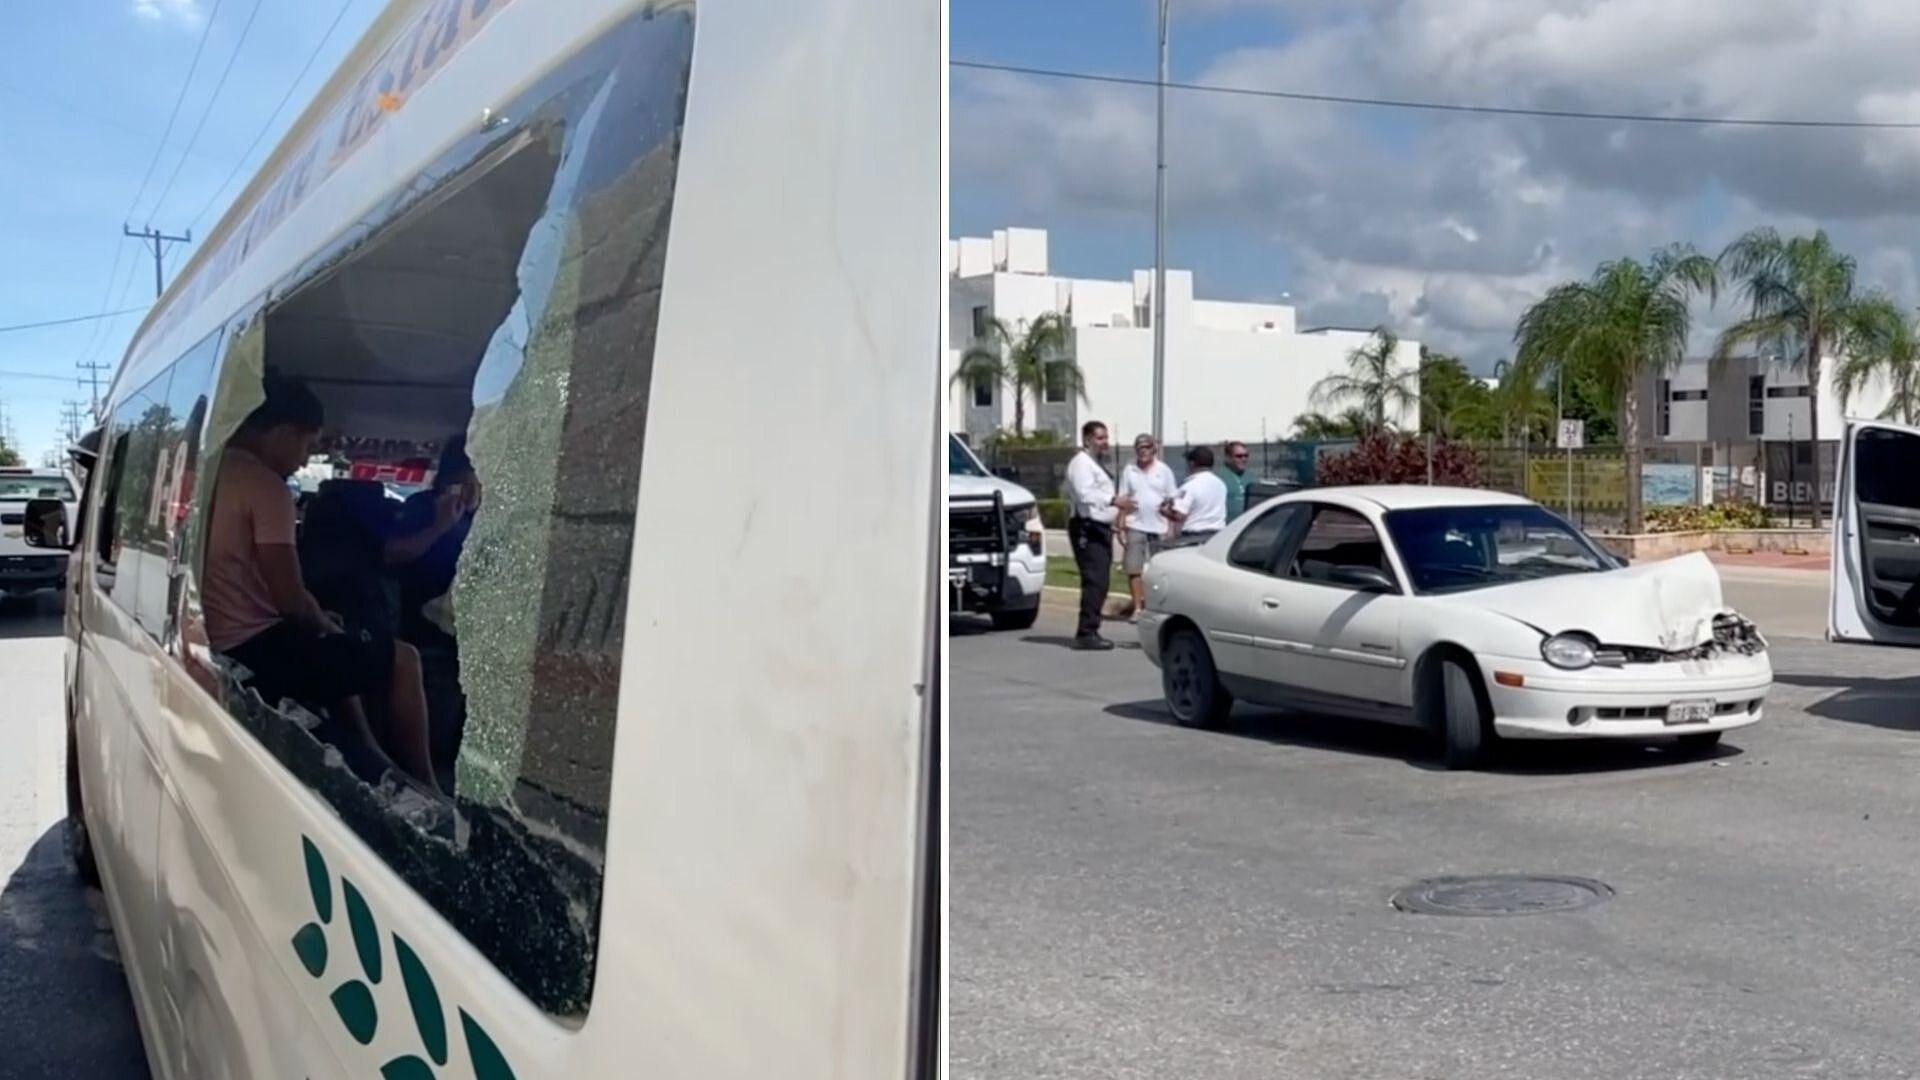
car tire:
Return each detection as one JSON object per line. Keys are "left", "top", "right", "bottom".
{"left": 991, "top": 606, "right": 1040, "bottom": 632}
{"left": 1434, "top": 657, "right": 1489, "bottom": 770}
{"left": 1674, "top": 731, "right": 1723, "bottom": 754}
{"left": 1162, "top": 626, "right": 1233, "bottom": 729}
{"left": 65, "top": 715, "right": 100, "bottom": 889}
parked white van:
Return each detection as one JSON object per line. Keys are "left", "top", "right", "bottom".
{"left": 33, "top": 2, "right": 941, "bottom": 1077}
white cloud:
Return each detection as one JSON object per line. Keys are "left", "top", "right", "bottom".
{"left": 954, "top": 0, "right": 1920, "bottom": 371}
{"left": 132, "top": 0, "right": 202, "bottom": 24}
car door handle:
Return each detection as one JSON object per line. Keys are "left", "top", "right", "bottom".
{"left": 1261, "top": 597, "right": 1281, "bottom": 609}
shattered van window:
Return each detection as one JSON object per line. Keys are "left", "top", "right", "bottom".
{"left": 198, "top": 8, "right": 696, "bottom": 1018}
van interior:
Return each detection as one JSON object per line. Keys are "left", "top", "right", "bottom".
{"left": 250, "top": 136, "right": 560, "bottom": 792}
{"left": 1849, "top": 426, "right": 1920, "bottom": 625}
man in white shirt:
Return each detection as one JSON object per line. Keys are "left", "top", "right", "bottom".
{"left": 1117, "top": 433, "right": 1179, "bottom": 619}
{"left": 1064, "top": 420, "right": 1134, "bottom": 649}
{"left": 1167, "top": 445, "right": 1229, "bottom": 547}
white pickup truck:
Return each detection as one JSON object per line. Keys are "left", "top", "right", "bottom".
{"left": 948, "top": 434, "right": 1046, "bottom": 630}
{"left": 0, "top": 467, "right": 78, "bottom": 599}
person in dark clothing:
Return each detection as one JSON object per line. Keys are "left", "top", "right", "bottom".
{"left": 1063, "top": 419, "right": 1134, "bottom": 649}
{"left": 384, "top": 437, "right": 481, "bottom": 788}
{"left": 387, "top": 436, "right": 480, "bottom": 640}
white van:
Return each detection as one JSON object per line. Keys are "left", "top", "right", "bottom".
{"left": 41, "top": 2, "right": 941, "bottom": 1077}
{"left": 1832, "top": 419, "right": 1920, "bottom": 643}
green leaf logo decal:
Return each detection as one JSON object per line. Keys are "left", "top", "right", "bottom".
{"left": 330, "top": 980, "right": 378, "bottom": 1045}
{"left": 293, "top": 837, "right": 520, "bottom": 1079}
{"left": 302, "top": 836, "right": 332, "bottom": 924}
{"left": 461, "top": 1010, "right": 517, "bottom": 1080}
{"left": 342, "top": 878, "right": 383, "bottom": 985}
{"left": 291, "top": 922, "right": 329, "bottom": 978}
{"left": 394, "top": 935, "right": 447, "bottom": 1065}
{"left": 380, "top": 1056, "right": 436, "bottom": 1080}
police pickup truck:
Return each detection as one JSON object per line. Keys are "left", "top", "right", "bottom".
{"left": 0, "top": 467, "right": 77, "bottom": 599}
{"left": 948, "top": 435, "right": 1045, "bottom": 631}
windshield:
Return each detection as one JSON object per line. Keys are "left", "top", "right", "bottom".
{"left": 0, "top": 476, "right": 74, "bottom": 501}
{"left": 948, "top": 435, "right": 987, "bottom": 477}
{"left": 1383, "top": 505, "right": 1610, "bottom": 595}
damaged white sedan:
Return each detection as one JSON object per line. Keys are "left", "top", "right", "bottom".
{"left": 1137, "top": 486, "right": 1770, "bottom": 767}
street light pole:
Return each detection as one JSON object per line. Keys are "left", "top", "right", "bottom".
{"left": 1150, "top": 0, "right": 1169, "bottom": 444}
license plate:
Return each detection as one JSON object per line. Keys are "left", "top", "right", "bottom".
{"left": 1665, "top": 700, "right": 1714, "bottom": 726}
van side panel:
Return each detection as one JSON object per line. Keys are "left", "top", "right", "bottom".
{"left": 586, "top": 0, "right": 940, "bottom": 1076}
{"left": 74, "top": 469, "right": 173, "bottom": 1077}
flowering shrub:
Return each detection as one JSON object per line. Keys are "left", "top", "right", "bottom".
{"left": 1643, "top": 502, "right": 1771, "bottom": 532}
{"left": 1316, "top": 433, "right": 1484, "bottom": 488}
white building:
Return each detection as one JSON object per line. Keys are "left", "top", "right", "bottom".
{"left": 1639, "top": 353, "right": 1895, "bottom": 445}
{"left": 947, "top": 227, "right": 1419, "bottom": 446}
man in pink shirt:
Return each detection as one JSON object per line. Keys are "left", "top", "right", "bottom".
{"left": 204, "top": 376, "right": 437, "bottom": 792}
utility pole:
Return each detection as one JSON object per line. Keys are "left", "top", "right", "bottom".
{"left": 1150, "top": 0, "right": 1170, "bottom": 445}
{"left": 60, "top": 400, "right": 87, "bottom": 445}
{"left": 123, "top": 224, "right": 192, "bottom": 299}
{"left": 77, "top": 359, "right": 111, "bottom": 417}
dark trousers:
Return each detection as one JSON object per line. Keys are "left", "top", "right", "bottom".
{"left": 1068, "top": 517, "right": 1114, "bottom": 639}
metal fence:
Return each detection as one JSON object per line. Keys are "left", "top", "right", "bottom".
{"left": 968, "top": 434, "right": 1811, "bottom": 529}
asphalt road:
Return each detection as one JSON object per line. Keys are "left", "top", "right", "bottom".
{"left": 0, "top": 594, "right": 150, "bottom": 1079}
{"left": 951, "top": 574, "right": 1920, "bottom": 1080}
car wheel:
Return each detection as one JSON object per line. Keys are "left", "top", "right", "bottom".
{"left": 991, "top": 606, "right": 1040, "bottom": 632}
{"left": 66, "top": 718, "right": 100, "bottom": 888}
{"left": 1434, "top": 657, "right": 1489, "bottom": 770}
{"left": 1162, "top": 626, "right": 1233, "bottom": 729}
{"left": 1674, "top": 731, "right": 1723, "bottom": 755}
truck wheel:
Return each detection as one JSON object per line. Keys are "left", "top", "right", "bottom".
{"left": 1162, "top": 626, "right": 1233, "bottom": 729}
{"left": 991, "top": 606, "right": 1040, "bottom": 631}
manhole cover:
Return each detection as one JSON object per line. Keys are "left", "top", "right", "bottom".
{"left": 1390, "top": 875, "right": 1614, "bottom": 917}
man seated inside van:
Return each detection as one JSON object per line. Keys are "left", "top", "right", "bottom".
{"left": 203, "top": 375, "right": 439, "bottom": 793}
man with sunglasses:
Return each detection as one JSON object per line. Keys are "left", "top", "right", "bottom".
{"left": 1218, "top": 440, "right": 1253, "bottom": 522}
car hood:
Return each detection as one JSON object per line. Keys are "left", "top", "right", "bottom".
{"left": 948, "top": 473, "right": 1036, "bottom": 508}
{"left": 1442, "top": 551, "right": 1733, "bottom": 650}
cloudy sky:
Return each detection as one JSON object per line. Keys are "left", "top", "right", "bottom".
{"left": 953, "top": 0, "right": 1920, "bottom": 373}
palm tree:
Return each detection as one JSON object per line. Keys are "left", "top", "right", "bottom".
{"left": 1290, "top": 406, "right": 1373, "bottom": 440}
{"left": 1452, "top": 357, "right": 1556, "bottom": 446}
{"left": 1834, "top": 298, "right": 1920, "bottom": 426}
{"left": 1311, "top": 326, "right": 1418, "bottom": 433}
{"left": 1715, "top": 228, "right": 1880, "bottom": 527}
{"left": 948, "top": 311, "right": 1085, "bottom": 438}
{"left": 1514, "top": 244, "right": 1717, "bottom": 533}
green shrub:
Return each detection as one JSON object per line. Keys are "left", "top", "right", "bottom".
{"left": 1644, "top": 502, "right": 1771, "bottom": 533}
{"left": 1036, "top": 498, "right": 1070, "bottom": 529}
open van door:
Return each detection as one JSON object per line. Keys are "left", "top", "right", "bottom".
{"left": 1831, "top": 418, "right": 1920, "bottom": 645}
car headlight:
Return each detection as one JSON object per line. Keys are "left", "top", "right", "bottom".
{"left": 1541, "top": 632, "right": 1598, "bottom": 670}
{"left": 1011, "top": 505, "right": 1042, "bottom": 552}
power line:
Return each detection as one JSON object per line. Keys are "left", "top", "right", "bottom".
{"left": 0, "top": 307, "right": 150, "bottom": 335}
{"left": 150, "top": 0, "right": 267, "bottom": 221}
{"left": 124, "top": 0, "right": 228, "bottom": 226}
{"left": 951, "top": 59, "right": 1920, "bottom": 130}
{"left": 189, "top": 0, "right": 359, "bottom": 232}
{"left": 0, "top": 370, "right": 89, "bottom": 383}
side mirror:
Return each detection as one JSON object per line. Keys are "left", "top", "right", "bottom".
{"left": 1328, "top": 564, "right": 1396, "bottom": 593}
{"left": 22, "top": 498, "right": 69, "bottom": 550}
{"left": 993, "top": 466, "right": 1018, "bottom": 480}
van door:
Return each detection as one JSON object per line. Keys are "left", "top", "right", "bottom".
{"left": 1830, "top": 419, "right": 1920, "bottom": 645}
